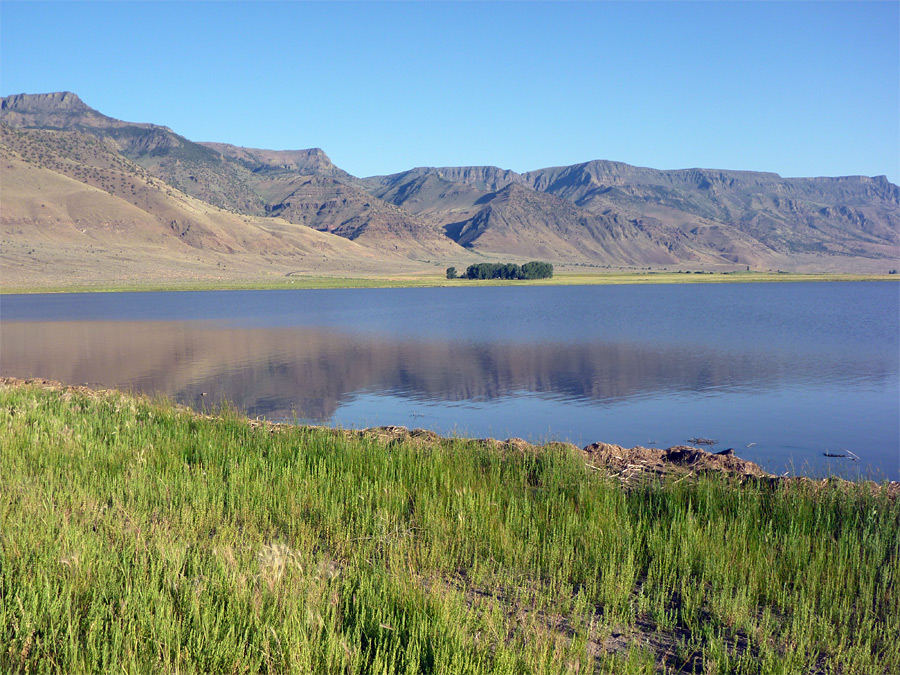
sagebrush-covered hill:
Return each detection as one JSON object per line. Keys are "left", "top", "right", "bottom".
{"left": 2, "top": 91, "right": 898, "bottom": 285}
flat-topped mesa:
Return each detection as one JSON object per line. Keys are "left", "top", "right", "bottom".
{"left": 428, "top": 165, "right": 525, "bottom": 192}
{"left": 366, "top": 165, "right": 525, "bottom": 192}
{"left": 0, "top": 91, "right": 171, "bottom": 133}
{"left": 199, "top": 142, "right": 347, "bottom": 177}
{"left": 1, "top": 91, "right": 91, "bottom": 113}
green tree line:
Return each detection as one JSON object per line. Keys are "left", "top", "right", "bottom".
{"left": 447, "top": 261, "right": 554, "bottom": 280}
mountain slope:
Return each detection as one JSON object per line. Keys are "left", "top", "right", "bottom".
{"left": 0, "top": 124, "right": 396, "bottom": 286}
{"left": 364, "top": 161, "right": 900, "bottom": 268}
{"left": 362, "top": 165, "right": 535, "bottom": 228}
{"left": 1, "top": 92, "right": 462, "bottom": 259}
{"left": 3, "top": 91, "right": 898, "bottom": 275}
{"left": 2, "top": 92, "right": 269, "bottom": 215}
{"left": 523, "top": 161, "right": 900, "bottom": 258}
{"left": 255, "top": 173, "right": 463, "bottom": 256}
{"left": 448, "top": 183, "right": 677, "bottom": 264}
{"left": 200, "top": 142, "right": 356, "bottom": 182}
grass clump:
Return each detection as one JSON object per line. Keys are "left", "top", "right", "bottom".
{"left": 1, "top": 381, "right": 898, "bottom": 673}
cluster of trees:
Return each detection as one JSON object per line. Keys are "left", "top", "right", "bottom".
{"left": 446, "top": 261, "right": 554, "bottom": 280}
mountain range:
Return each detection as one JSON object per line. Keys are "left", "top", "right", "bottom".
{"left": 2, "top": 92, "right": 897, "bottom": 286}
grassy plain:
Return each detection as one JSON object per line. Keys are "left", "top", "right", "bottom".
{"left": 2, "top": 270, "right": 897, "bottom": 294}
{"left": 2, "top": 380, "right": 898, "bottom": 673}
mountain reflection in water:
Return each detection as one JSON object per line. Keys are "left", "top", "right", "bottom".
{"left": 2, "top": 320, "right": 893, "bottom": 422}
{"left": 2, "top": 282, "right": 897, "bottom": 479}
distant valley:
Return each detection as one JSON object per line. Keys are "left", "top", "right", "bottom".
{"left": 2, "top": 91, "right": 898, "bottom": 287}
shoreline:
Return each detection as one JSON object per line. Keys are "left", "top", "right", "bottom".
{"left": 4, "top": 374, "right": 899, "bottom": 673}
{"left": 5, "top": 376, "right": 897, "bottom": 496}
{"left": 2, "top": 270, "right": 897, "bottom": 295}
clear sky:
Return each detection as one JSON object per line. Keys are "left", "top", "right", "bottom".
{"left": 2, "top": 1, "right": 898, "bottom": 182}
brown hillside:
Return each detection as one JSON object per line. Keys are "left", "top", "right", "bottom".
{"left": 450, "top": 183, "right": 677, "bottom": 265}
{"left": 3, "top": 92, "right": 899, "bottom": 276}
{"left": 254, "top": 173, "right": 462, "bottom": 257}
{"left": 0, "top": 125, "right": 401, "bottom": 287}
{"left": 523, "top": 161, "right": 900, "bottom": 260}
{"left": 200, "top": 142, "right": 356, "bottom": 182}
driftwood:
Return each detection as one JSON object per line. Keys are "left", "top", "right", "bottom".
{"left": 823, "top": 450, "right": 860, "bottom": 461}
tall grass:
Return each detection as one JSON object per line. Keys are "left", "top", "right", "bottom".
{"left": 2, "top": 382, "right": 898, "bottom": 673}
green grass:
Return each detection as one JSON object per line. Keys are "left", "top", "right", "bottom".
{"left": 2, "top": 382, "right": 898, "bottom": 673}
{"left": 2, "top": 271, "right": 897, "bottom": 294}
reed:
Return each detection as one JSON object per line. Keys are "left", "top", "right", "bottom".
{"left": 2, "top": 382, "right": 897, "bottom": 673}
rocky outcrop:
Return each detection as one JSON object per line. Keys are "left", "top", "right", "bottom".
{"left": 2, "top": 91, "right": 91, "bottom": 113}
{"left": 1, "top": 91, "right": 167, "bottom": 133}
{"left": 449, "top": 182, "right": 677, "bottom": 264}
{"left": 365, "top": 165, "right": 525, "bottom": 193}
{"left": 200, "top": 142, "right": 356, "bottom": 183}
{"left": 367, "top": 158, "right": 900, "bottom": 268}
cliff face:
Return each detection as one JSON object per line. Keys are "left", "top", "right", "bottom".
{"left": 448, "top": 183, "right": 677, "bottom": 265}
{"left": 369, "top": 160, "right": 900, "bottom": 268}
{"left": 521, "top": 161, "right": 900, "bottom": 257}
{"left": 199, "top": 142, "right": 356, "bottom": 182}
{"left": 2, "top": 92, "right": 91, "bottom": 113}
{"left": 1, "top": 92, "right": 166, "bottom": 132}
{"left": 3, "top": 91, "right": 899, "bottom": 274}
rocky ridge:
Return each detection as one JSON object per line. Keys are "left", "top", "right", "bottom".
{"left": 2, "top": 91, "right": 899, "bottom": 275}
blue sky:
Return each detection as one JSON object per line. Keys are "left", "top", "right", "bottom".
{"left": 2, "top": 1, "right": 898, "bottom": 182}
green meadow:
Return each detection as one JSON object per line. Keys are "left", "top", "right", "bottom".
{"left": 2, "top": 271, "right": 896, "bottom": 295}
{"left": 2, "top": 381, "right": 898, "bottom": 673}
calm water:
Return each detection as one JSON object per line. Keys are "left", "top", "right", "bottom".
{"left": 2, "top": 283, "right": 898, "bottom": 479}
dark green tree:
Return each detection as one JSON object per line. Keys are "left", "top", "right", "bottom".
{"left": 462, "top": 261, "right": 553, "bottom": 280}
{"left": 521, "top": 261, "right": 553, "bottom": 279}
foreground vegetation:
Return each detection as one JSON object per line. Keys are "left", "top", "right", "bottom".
{"left": 2, "top": 270, "right": 897, "bottom": 294}
{"left": 2, "top": 381, "right": 898, "bottom": 673}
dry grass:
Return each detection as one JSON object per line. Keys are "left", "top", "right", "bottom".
{"left": 3, "top": 267, "right": 897, "bottom": 294}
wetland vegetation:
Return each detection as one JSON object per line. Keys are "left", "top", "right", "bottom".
{"left": 2, "top": 379, "right": 898, "bottom": 673}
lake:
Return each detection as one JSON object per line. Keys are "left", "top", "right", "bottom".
{"left": 2, "top": 282, "right": 898, "bottom": 479}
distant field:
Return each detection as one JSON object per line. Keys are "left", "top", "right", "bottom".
{"left": 2, "top": 270, "right": 897, "bottom": 294}
{"left": 2, "top": 379, "right": 898, "bottom": 674}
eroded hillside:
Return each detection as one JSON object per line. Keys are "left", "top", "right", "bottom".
{"left": 2, "top": 91, "right": 898, "bottom": 283}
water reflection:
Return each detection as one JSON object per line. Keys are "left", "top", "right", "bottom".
{"left": 2, "top": 320, "right": 894, "bottom": 424}
{"left": 3, "top": 282, "right": 898, "bottom": 478}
